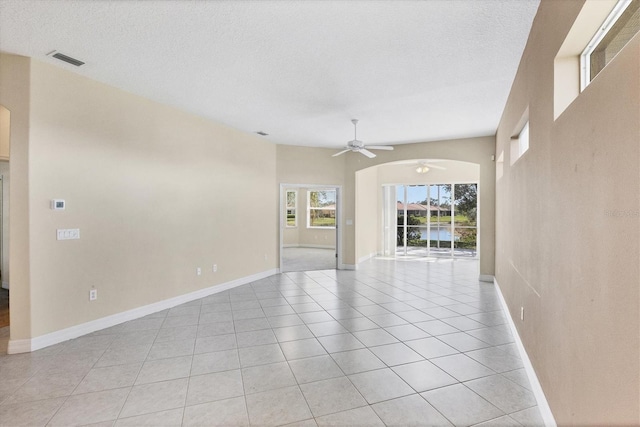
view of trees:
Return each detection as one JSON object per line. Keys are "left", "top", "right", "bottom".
{"left": 397, "top": 183, "right": 477, "bottom": 252}
{"left": 309, "top": 190, "right": 336, "bottom": 227}
{"left": 454, "top": 184, "right": 477, "bottom": 225}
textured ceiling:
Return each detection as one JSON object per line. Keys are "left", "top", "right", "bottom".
{"left": 0, "top": 0, "right": 540, "bottom": 148}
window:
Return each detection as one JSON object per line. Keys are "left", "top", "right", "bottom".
{"left": 510, "top": 119, "right": 529, "bottom": 165}
{"left": 554, "top": 0, "right": 639, "bottom": 119}
{"left": 286, "top": 190, "right": 297, "bottom": 227}
{"left": 390, "top": 183, "right": 477, "bottom": 258}
{"left": 307, "top": 190, "right": 336, "bottom": 228}
{"left": 518, "top": 121, "right": 530, "bottom": 155}
{"left": 581, "top": 0, "right": 640, "bottom": 90}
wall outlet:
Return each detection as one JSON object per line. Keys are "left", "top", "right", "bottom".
{"left": 196, "top": 267, "right": 201, "bottom": 276}
{"left": 57, "top": 228, "right": 80, "bottom": 240}
{"left": 213, "top": 264, "right": 217, "bottom": 272}
{"left": 89, "top": 289, "right": 97, "bottom": 301}
{"left": 520, "top": 306, "right": 524, "bottom": 321}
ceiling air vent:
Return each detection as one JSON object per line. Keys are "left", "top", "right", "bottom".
{"left": 256, "top": 131, "right": 269, "bottom": 136}
{"left": 49, "top": 51, "right": 85, "bottom": 67}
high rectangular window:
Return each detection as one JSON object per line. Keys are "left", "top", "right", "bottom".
{"left": 307, "top": 190, "right": 336, "bottom": 228}
{"left": 510, "top": 120, "right": 530, "bottom": 165}
{"left": 581, "top": 0, "right": 640, "bottom": 89}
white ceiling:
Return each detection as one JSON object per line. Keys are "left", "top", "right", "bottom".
{"left": 0, "top": 0, "right": 539, "bottom": 149}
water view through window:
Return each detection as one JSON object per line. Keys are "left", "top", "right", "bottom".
{"left": 392, "top": 183, "right": 477, "bottom": 258}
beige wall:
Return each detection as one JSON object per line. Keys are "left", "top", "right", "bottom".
{"left": 355, "top": 166, "right": 378, "bottom": 261}
{"left": 6, "top": 55, "right": 278, "bottom": 339}
{"left": 0, "top": 105, "right": 9, "bottom": 160}
{"left": 495, "top": 0, "right": 640, "bottom": 424}
{"left": 282, "top": 187, "right": 336, "bottom": 248}
{"left": 376, "top": 160, "right": 480, "bottom": 185}
{"left": 0, "top": 54, "right": 31, "bottom": 340}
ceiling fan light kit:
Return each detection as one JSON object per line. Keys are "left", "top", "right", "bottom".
{"left": 332, "top": 119, "right": 394, "bottom": 158}
{"left": 416, "top": 165, "right": 430, "bottom": 174}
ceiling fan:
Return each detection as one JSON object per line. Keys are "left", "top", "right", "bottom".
{"left": 411, "top": 160, "right": 447, "bottom": 174}
{"left": 332, "top": 119, "right": 394, "bottom": 158}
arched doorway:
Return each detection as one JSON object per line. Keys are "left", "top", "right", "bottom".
{"left": 355, "top": 159, "right": 480, "bottom": 262}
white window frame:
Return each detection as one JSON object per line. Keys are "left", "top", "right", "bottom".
{"left": 307, "top": 189, "right": 336, "bottom": 229}
{"left": 580, "top": 0, "right": 633, "bottom": 91}
{"left": 285, "top": 190, "right": 297, "bottom": 228}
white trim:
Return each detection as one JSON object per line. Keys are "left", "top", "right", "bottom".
{"left": 479, "top": 274, "right": 494, "bottom": 283}
{"left": 283, "top": 244, "right": 336, "bottom": 250}
{"left": 339, "top": 263, "right": 356, "bottom": 270}
{"left": 285, "top": 189, "right": 298, "bottom": 228}
{"left": 301, "top": 244, "right": 335, "bottom": 249}
{"left": 1, "top": 281, "right": 8, "bottom": 290}
{"left": 7, "top": 268, "right": 278, "bottom": 354}
{"left": 358, "top": 252, "right": 378, "bottom": 264}
{"left": 494, "top": 278, "right": 557, "bottom": 427}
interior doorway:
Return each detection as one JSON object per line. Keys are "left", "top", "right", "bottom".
{"left": 0, "top": 104, "right": 10, "bottom": 331}
{"left": 279, "top": 184, "right": 342, "bottom": 272}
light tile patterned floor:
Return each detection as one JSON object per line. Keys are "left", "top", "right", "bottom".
{"left": 0, "top": 258, "right": 545, "bottom": 426}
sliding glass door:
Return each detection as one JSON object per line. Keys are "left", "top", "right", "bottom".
{"left": 390, "top": 183, "right": 477, "bottom": 258}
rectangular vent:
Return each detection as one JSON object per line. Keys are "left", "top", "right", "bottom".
{"left": 52, "top": 52, "right": 85, "bottom": 67}
{"left": 256, "top": 131, "right": 269, "bottom": 136}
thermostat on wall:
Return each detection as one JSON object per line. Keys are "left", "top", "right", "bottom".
{"left": 51, "top": 199, "right": 65, "bottom": 210}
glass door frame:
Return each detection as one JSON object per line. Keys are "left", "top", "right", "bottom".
{"left": 387, "top": 181, "right": 478, "bottom": 259}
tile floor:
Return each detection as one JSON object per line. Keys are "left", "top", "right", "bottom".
{"left": 0, "top": 258, "right": 545, "bottom": 426}
{"left": 281, "top": 248, "right": 336, "bottom": 272}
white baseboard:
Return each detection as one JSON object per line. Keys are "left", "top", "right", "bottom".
{"left": 339, "top": 264, "right": 356, "bottom": 270}
{"left": 357, "top": 252, "right": 378, "bottom": 264}
{"left": 1, "top": 281, "right": 8, "bottom": 290}
{"left": 479, "top": 274, "right": 494, "bottom": 283}
{"left": 494, "top": 278, "right": 557, "bottom": 427}
{"left": 283, "top": 244, "right": 335, "bottom": 250}
{"left": 8, "top": 268, "right": 278, "bottom": 354}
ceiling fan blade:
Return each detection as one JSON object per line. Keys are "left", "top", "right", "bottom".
{"left": 359, "top": 148, "right": 376, "bottom": 158}
{"left": 332, "top": 149, "right": 351, "bottom": 157}
{"left": 366, "top": 145, "right": 394, "bottom": 151}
